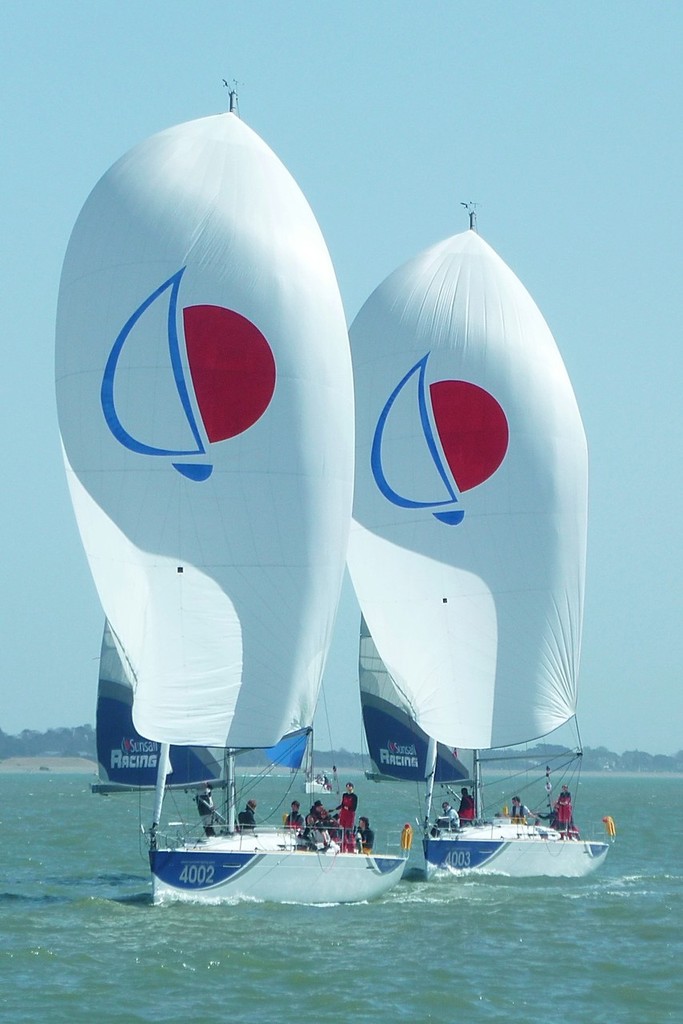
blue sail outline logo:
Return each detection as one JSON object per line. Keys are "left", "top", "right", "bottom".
{"left": 371, "top": 353, "right": 465, "bottom": 526}
{"left": 100, "top": 268, "right": 213, "bottom": 481}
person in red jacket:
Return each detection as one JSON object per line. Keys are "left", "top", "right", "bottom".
{"left": 337, "top": 782, "right": 358, "bottom": 852}
{"left": 555, "top": 785, "right": 573, "bottom": 831}
{"left": 458, "top": 787, "right": 475, "bottom": 823}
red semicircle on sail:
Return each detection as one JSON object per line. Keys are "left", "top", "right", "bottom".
{"left": 429, "top": 380, "right": 509, "bottom": 492}
{"left": 183, "top": 305, "right": 276, "bottom": 443}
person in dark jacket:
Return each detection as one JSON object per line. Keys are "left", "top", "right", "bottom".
{"left": 285, "top": 800, "right": 304, "bottom": 829}
{"left": 510, "top": 795, "right": 534, "bottom": 822}
{"left": 196, "top": 783, "right": 217, "bottom": 836}
{"left": 356, "top": 816, "right": 375, "bottom": 854}
{"left": 238, "top": 798, "right": 257, "bottom": 830}
{"left": 309, "top": 800, "right": 326, "bottom": 821}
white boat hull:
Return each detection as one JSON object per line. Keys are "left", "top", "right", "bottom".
{"left": 150, "top": 828, "right": 407, "bottom": 904}
{"left": 424, "top": 820, "right": 610, "bottom": 879}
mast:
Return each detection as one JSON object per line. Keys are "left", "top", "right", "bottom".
{"left": 460, "top": 200, "right": 478, "bottom": 232}
{"left": 222, "top": 78, "right": 239, "bottom": 115}
{"left": 473, "top": 750, "right": 483, "bottom": 820}
{"left": 226, "top": 750, "right": 237, "bottom": 833}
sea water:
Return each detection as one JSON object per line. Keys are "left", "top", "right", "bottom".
{"left": 0, "top": 771, "right": 680, "bottom": 1023}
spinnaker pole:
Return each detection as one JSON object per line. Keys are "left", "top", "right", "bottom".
{"left": 423, "top": 735, "right": 437, "bottom": 834}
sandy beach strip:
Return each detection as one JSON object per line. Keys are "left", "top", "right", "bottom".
{"left": 0, "top": 756, "right": 98, "bottom": 774}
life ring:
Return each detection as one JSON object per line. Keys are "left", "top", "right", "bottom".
{"left": 602, "top": 815, "right": 616, "bottom": 838}
{"left": 400, "top": 823, "right": 413, "bottom": 851}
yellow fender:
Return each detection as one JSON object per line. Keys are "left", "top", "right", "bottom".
{"left": 400, "top": 823, "right": 413, "bottom": 851}
{"left": 602, "top": 815, "right": 617, "bottom": 838}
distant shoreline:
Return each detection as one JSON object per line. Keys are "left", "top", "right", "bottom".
{"left": 0, "top": 756, "right": 679, "bottom": 779}
{"left": 0, "top": 757, "right": 98, "bottom": 774}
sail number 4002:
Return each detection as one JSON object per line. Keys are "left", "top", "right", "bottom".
{"left": 179, "top": 862, "right": 215, "bottom": 886}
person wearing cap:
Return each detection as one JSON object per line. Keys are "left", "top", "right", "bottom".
{"left": 285, "top": 800, "right": 304, "bottom": 830}
{"left": 309, "top": 799, "right": 326, "bottom": 822}
{"left": 436, "top": 800, "right": 460, "bottom": 831}
{"left": 336, "top": 782, "right": 358, "bottom": 852}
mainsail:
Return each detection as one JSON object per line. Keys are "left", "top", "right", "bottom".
{"left": 56, "top": 112, "right": 354, "bottom": 754}
{"left": 348, "top": 229, "right": 587, "bottom": 755}
{"left": 359, "top": 616, "right": 470, "bottom": 783}
{"left": 95, "top": 620, "right": 223, "bottom": 792}
{"left": 96, "top": 615, "right": 311, "bottom": 793}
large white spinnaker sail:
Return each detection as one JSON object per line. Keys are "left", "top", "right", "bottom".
{"left": 56, "top": 112, "right": 354, "bottom": 752}
{"left": 348, "top": 229, "right": 587, "bottom": 753}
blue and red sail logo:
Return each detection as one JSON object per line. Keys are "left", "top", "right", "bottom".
{"left": 121, "top": 736, "right": 157, "bottom": 755}
{"left": 371, "top": 353, "right": 508, "bottom": 525}
{"left": 110, "top": 736, "right": 159, "bottom": 770}
{"left": 101, "top": 268, "right": 276, "bottom": 481}
{"left": 381, "top": 740, "right": 419, "bottom": 769}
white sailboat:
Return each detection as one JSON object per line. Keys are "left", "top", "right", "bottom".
{"left": 55, "top": 99, "right": 407, "bottom": 903}
{"left": 347, "top": 215, "right": 613, "bottom": 878}
{"left": 302, "top": 732, "right": 334, "bottom": 794}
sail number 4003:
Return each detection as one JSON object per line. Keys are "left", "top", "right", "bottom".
{"left": 179, "top": 862, "right": 215, "bottom": 886}
{"left": 445, "top": 849, "right": 471, "bottom": 869}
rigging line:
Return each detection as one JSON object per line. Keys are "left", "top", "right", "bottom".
{"left": 268, "top": 770, "right": 301, "bottom": 823}
{"left": 233, "top": 757, "right": 301, "bottom": 825}
{"left": 319, "top": 679, "right": 334, "bottom": 752}
{"left": 318, "top": 684, "right": 341, "bottom": 799}
{"left": 574, "top": 715, "right": 584, "bottom": 753}
{"left": 137, "top": 783, "right": 148, "bottom": 861}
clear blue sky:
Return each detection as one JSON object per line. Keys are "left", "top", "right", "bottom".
{"left": 2, "top": 2, "right": 681, "bottom": 755}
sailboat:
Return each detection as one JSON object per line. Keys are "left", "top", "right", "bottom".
{"left": 302, "top": 731, "right": 334, "bottom": 794}
{"left": 55, "top": 100, "right": 407, "bottom": 903}
{"left": 347, "top": 215, "right": 612, "bottom": 878}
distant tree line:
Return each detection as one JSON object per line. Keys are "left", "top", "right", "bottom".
{"left": 0, "top": 725, "right": 97, "bottom": 760}
{"left": 0, "top": 727, "right": 681, "bottom": 773}
{"left": 478, "top": 742, "right": 683, "bottom": 774}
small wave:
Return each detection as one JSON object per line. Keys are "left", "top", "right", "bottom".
{"left": 55, "top": 871, "right": 148, "bottom": 888}
{"left": 111, "top": 891, "right": 153, "bottom": 906}
{"left": 0, "top": 891, "right": 64, "bottom": 906}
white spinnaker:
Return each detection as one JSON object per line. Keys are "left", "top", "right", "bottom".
{"left": 348, "top": 230, "right": 587, "bottom": 750}
{"left": 56, "top": 113, "right": 353, "bottom": 749}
